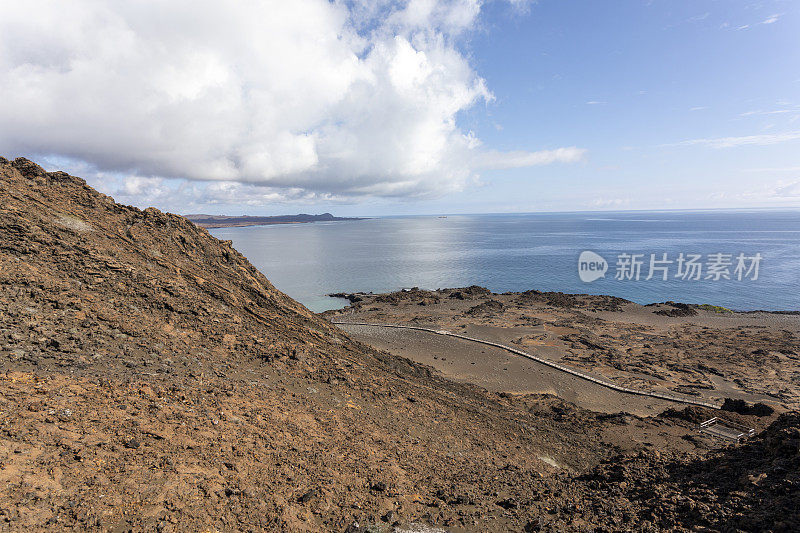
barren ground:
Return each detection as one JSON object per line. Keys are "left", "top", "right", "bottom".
{"left": 1, "top": 158, "right": 798, "bottom": 531}
{"left": 326, "top": 288, "right": 799, "bottom": 413}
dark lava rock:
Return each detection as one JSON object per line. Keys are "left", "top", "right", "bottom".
{"left": 297, "top": 489, "right": 316, "bottom": 503}
{"left": 496, "top": 498, "right": 518, "bottom": 510}
{"left": 722, "top": 398, "right": 775, "bottom": 417}
{"left": 653, "top": 301, "right": 698, "bottom": 317}
{"left": 660, "top": 405, "right": 711, "bottom": 424}
{"left": 448, "top": 286, "right": 491, "bottom": 300}
{"left": 328, "top": 292, "right": 363, "bottom": 304}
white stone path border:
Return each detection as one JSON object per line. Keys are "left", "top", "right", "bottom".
{"left": 332, "top": 321, "right": 721, "bottom": 410}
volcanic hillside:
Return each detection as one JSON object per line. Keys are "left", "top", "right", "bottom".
{"left": 0, "top": 157, "right": 797, "bottom": 532}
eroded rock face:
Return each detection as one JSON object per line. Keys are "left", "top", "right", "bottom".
{"left": 0, "top": 157, "right": 337, "bottom": 375}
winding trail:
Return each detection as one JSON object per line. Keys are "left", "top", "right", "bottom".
{"left": 332, "top": 321, "right": 721, "bottom": 410}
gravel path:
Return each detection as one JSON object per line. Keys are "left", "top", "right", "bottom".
{"left": 334, "top": 321, "right": 710, "bottom": 416}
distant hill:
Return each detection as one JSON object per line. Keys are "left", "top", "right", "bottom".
{"left": 183, "top": 212, "right": 363, "bottom": 228}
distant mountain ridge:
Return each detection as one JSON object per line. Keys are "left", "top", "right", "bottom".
{"left": 183, "top": 212, "right": 363, "bottom": 228}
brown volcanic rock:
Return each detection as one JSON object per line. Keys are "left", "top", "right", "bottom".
{"left": 0, "top": 158, "right": 603, "bottom": 531}
{"left": 0, "top": 157, "right": 335, "bottom": 377}
{"left": 582, "top": 413, "right": 800, "bottom": 531}
{"left": 465, "top": 299, "right": 505, "bottom": 316}
{"left": 1, "top": 157, "right": 797, "bottom": 532}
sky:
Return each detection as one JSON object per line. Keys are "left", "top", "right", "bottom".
{"left": 1, "top": 0, "right": 798, "bottom": 216}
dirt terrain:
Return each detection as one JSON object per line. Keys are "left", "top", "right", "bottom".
{"left": 328, "top": 288, "right": 799, "bottom": 411}
{"left": 1, "top": 157, "right": 798, "bottom": 531}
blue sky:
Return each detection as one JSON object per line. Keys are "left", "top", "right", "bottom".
{"left": 1, "top": 0, "right": 798, "bottom": 216}
{"left": 378, "top": 0, "right": 800, "bottom": 215}
{"left": 457, "top": 0, "right": 800, "bottom": 212}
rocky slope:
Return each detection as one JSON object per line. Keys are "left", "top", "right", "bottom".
{"left": 0, "top": 157, "right": 797, "bottom": 531}
{"left": 581, "top": 411, "right": 800, "bottom": 531}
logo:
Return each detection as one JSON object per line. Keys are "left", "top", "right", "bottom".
{"left": 578, "top": 251, "right": 608, "bottom": 282}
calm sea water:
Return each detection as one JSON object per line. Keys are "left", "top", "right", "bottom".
{"left": 209, "top": 211, "right": 800, "bottom": 313}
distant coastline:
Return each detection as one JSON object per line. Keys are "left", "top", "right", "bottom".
{"left": 183, "top": 212, "right": 364, "bottom": 229}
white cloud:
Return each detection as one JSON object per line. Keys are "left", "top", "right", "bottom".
{"left": 775, "top": 181, "right": 800, "bottom": 198}
{"left": 688, "top": 12, "right": 710, "bottom": 23}
{"left": 86, "top": 171, "right": 343, "bottom": 213}
{"left": 732, "top": 13, "right": 782, "bottom": 31}
{"left": 0, "top": 0, "right": 570, "bottom": 203}
{"left": 474, "top": 147, "right": 586, "bottom": 170}
{"left": 715, "top": 180, "right": 800, "bottom": 204}
{"left": 672, "top": 131, "right": 800, "bottom": 148}
{"left": 122, "top": 176, "right": 169, "bottom": 198}
{"left": 742, "top": 166, "right": 800, "bottom": 173}
{"left": 774, "top": 181, "right": 800, "bottom": 197}
{"left": 740, "top": 109, "right": 795, "bottom": 117}
{"left": 588, "top": 197, "right": 630, "bottom": 208}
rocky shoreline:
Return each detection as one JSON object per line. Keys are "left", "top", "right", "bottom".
{"left": 328, "top": 288, "right": 799, "bottom": 315}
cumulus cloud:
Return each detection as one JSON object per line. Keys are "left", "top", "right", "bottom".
{"left": 88, "top": 171, "right": 341, "bottom": 214}
{"left": 0, "top": 0, "right": 570, "bottom": 203}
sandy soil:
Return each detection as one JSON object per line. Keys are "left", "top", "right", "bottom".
{"left": 326, "top": 288, "right": 799, "bottom": 412}
{"left": 336, "top": 324, "right": 675, "bottom": 416}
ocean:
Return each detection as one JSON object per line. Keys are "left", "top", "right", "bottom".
{"left": 209, "top": 210, "right": 800, "bottom": 313}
